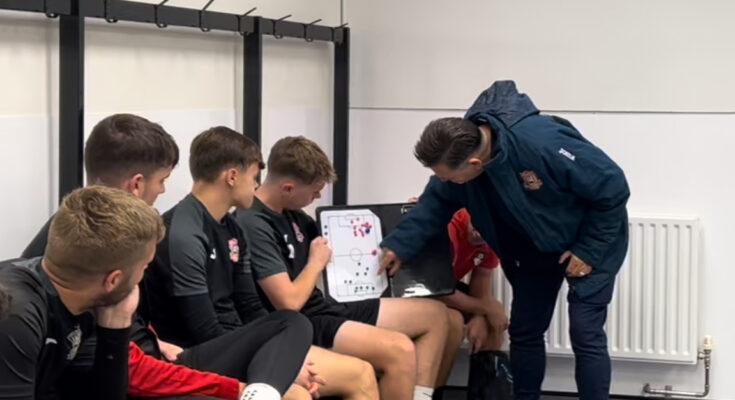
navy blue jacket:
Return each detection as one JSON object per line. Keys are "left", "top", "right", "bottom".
{"left": 381, "top": 81, "right": 630, "bottom": 298}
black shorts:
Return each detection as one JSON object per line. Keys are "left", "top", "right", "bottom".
{"left": 308, "top": 298, "right": 381, "bottom": 348}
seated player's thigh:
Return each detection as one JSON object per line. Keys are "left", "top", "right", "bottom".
{"left": 375, "top": 297, "right": 447, "bottom": 337}
{"left": 332, "top": 320, "right": 414, "bottom": 370}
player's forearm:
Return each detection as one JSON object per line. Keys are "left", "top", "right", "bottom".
{"left": 282, "top": 262, "right": 323, "bottom": 310}
{"left": 440, "top": 291, "right": 492, "bottom": 317}
{"left": 87, "top": 326, "right": 130, "bottom": 400}
{"left": 468, "top": 270, "right": 493, "bottom": 302}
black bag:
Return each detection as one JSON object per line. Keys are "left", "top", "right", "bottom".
{"left": 467, "top": 350, "right": 513, "bottom": 400}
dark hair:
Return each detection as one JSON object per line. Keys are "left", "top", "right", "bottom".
{"left": 266, "top": 136, "right": 337, "bottom": 184}
{"left": 0, "top": 284, "right": 11, "bottom": 321}
{"left": 414, "top": 117, "right": 482, "bottom": 169}
{"left": 189, "top": 126, "right": 264, "bottom": 182}
{"left": 85, "top": 114, "right": 179, "bottom": 186}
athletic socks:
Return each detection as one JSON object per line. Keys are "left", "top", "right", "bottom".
{"left": 239, "top": 383, "right": 281, "bottom": 400}
{"left": 414, "top": 385, "right": 434, "bottom": 399}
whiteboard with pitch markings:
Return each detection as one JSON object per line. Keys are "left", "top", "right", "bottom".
{"left": 319, "top": 209, "right": 389, "bottom": 302}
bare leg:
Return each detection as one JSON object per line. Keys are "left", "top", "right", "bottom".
{"left": 333, "top": 321, "right": 416, "bottom": 400}
{"left": 375, "top": 298, "right": 449, "bottom": 387}
{"left": 306, "top": 345, "right": 379, "bottom": 400}
{"left": 482, "top": 318, "right": 505, "bottom": 351}
{"left": 437, "top": 308, "right": 465, "bottom": 386}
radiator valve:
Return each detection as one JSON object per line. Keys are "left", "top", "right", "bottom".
{"left": 643, "top": 336, "right": 712, "bottom": 398}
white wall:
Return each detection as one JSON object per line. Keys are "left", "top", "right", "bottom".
{"left": 346, "top": 0, "right": 735, "bottom": 112}
{"left": 345, "top": 1, "right": 735, "bottom": 398}
{"left": 0, "top": 0, "right": 340, "bottom": 259}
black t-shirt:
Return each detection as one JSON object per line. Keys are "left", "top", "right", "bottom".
{"left": 235, "top": 198, "right": 342, "bottom": 318}
{"left": 0, "top": 258, "right": 129, "bottom": 400}
{"left": 145, "top": 194, "right": 267, "bottom": 348}
{"left": 21, "top": 215, "right": 162, "bottom": 359}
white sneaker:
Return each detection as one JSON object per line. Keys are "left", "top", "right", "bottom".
{"left": 239, "top": 383, "right": 281, "bottom": 400}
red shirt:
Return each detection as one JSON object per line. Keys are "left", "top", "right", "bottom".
{"left": 448, "top": 209, "right": 499, "bottom": 282}
{"left": 128, "top": 342, "right": 240, "bottom": 399}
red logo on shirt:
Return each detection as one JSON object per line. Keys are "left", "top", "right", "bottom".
{"left": 520, "top": 170, "right": 543, "bottom": 190}
{"left": 292, "top": 222, "right": 305, "bottom": 243}
{"left": 228, "top": 238, "right": 240, "bottom": 262}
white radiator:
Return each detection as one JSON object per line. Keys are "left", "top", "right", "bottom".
{"left": 492, "top": 216, "right": 700, "bottom": 364}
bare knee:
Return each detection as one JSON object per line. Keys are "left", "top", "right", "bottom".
{"left": 429, "top": 301, "right": 450, "bottom": 340}
{"left": 415, "top": 299, "right": 450, "bottom": 334}
{"left": 431, "top": 300, "right": 451, "bottom": 329}
{"left": 382, "top": 331, "right": 416, "bottom": 373}
{"left": 354, "top": 359, "right": 379, "bottom": 395}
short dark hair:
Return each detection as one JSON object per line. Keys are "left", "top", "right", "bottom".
{"left": 85, "top": 114, "right": 179, "bottom": 186}
{"left": 414, "top": 117, "right": 481, "bottom": 169}
{"left": 267, "top": 136, "right": 337, "bottom": 184}
{"left": 189, "top": 126, "right": 264, "bottom": 182}
{"left": 0, "top": 284, "right": 11, "bottom": 321}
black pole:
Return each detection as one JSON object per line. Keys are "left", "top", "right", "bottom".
{"left": 59, "top": 0, "right": 85, "bottom": 201}
{"left": 243, "top": 17, "right": 262, "bottom": 146}
{"left": 333, "top": 27, "right": 350, "bottom": 205}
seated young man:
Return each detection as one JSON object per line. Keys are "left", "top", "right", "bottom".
{"left": 436, "top": 208, "right": 509, "bottom": 386}
{"left": 22, "top": 114, "right": 178, "bottom": 259}
{"left": 235, "top": 136, "right": 461, "bottom": 400}
{"left": 0, "top": 186, "right": 164, "bottom": 400}
{"left": 21, "top": 114, "right": 316, "bottom": 400}
{"left": 145, "top": 126, "right": 379, "bottom": 400}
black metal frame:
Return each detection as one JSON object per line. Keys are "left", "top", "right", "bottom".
{"left": 58, "top": 5, "right": 85, "bottom": 199}
{"left": 333, "top": 27, "right": 349, "bottom": 205}
{"left": 0, "top": 0, "right": 350, "bottom": 204}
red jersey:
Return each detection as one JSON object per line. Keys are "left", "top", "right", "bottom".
{"left": 128, "top": 342, "right": 240, "bottom": 399}
{"left": 448, "top": 209, "right": 499, "bottom": 282}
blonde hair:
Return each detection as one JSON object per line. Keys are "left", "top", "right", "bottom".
{"left": 45, "top": 186, "right": 165, "bottom": 282}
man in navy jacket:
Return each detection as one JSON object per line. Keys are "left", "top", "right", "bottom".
{"left": 380, "top": 81, "right": 629, "bottom": 400}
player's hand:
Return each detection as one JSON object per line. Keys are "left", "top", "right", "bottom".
{"left": 158, "top": 339, "right": 184, "bottom": 362}
{"left": 559, "top": 251, "right": 593, "bottom": 278}
{"left": 295, "top": 360, "right": 327, "bottom": 398}
{"left": 378, "top": 248, "right": 402, "bottom": 276}
{"left": 96, "top": 285, "right": 139, "bottom": 329}
{"left": 466, "top": 314, "right": 489, "bottom": 355}
{"left": 308, "top": 237, "right": 332, "bottom": 270}
{"left": 485, "top": 300, "right": 509, "bottom": 331}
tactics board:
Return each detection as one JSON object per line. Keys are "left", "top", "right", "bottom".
{"left": 317, "top": 203, "right": 455, "bottom": 303}
{"left": 319, "top": 209, "right": 389, "bottom": 302}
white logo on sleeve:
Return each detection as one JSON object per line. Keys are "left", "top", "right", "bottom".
{"left": 66, "top": 324, "right": 82, "bottom": 360}
{"left": 473, "top": 252, "right": 486, "bottom": 267}
{"left": 284, "top": 234, "right": 295, "bottom": 259}
{"left": 558, "top": 148, "right": 576, "bottom": 161}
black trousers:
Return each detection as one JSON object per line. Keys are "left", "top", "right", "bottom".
{"left": 130, "top": 311, "right": 312, "bottom": 399}
{"left": 174, "top": 310, "right": 313, "bottom": 396}
{"left": 502, "top": 246, "right": 614, "bottom": 400}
